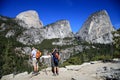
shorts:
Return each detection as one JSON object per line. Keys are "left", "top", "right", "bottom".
{"left": 53, "top": 59, "right": 59, "bottom": 67}
{"left": 51, "top": 57, "right": 59, "bottom": 67}
{"left": 32, "top": 58, "right": 38, "bottom": 67}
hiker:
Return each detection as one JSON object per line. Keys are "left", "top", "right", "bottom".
{"left": 51, "top": 48, "right": 60, "bottom": 76}
{"left": 30, "top": 47, "right": 39, "bottom": 74}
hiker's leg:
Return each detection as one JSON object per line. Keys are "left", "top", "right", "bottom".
{"left": 33, "top": 59, "right": 38, "bottom": 72}
{"left": 36, "top": 61, "right": 39, "bottom": 72}
{"left": 54, "top": 62, "right": 58, "bottom": 74}
{"left": 34, "top": 65, "right": 37, "bottom": 72}
{"left": 56, "top": 67, "right": 59, "bottom": 75}
{"left": 35, "top": 60, "right": 39, "bottom": 72}
{"left": 54, "top": 67, "right": 56, "bottom": 74}
{"left": 51, "top": 66, "right": 54, "bottom": 74}
{"left": 33, "top": 59, "right": 36, "bottom": 72}
{"left": 56, "top": 61, "right": 59, "bottom": 75}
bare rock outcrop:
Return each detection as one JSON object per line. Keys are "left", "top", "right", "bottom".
{"left": 76, "top": 10, "right": 115, "bottom": 44}
{"left": 17, "top": 28, "right": 45, "bottom": 45}
{"left": 2, "top": 60, "right": 120, "bottom": 80}
{"left": 16, "top": 10, "right": 43, "bottom": 29}
{"left": 17, "top": 20, "right": 74, "bottom": 45}
{"left": 44, "top": 20, "right": 74, "bottom": 39}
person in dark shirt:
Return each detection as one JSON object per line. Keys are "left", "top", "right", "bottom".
{"left": 51, "top": 48, "right": 60, "bottom": 76}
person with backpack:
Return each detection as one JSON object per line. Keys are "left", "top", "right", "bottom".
{"left": 51, "top": 48, "right": 60, "bottom": 76}
{"left": 30, "top": 47, "right": 40, "bottom": 75}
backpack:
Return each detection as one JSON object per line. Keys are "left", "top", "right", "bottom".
{"left": 36, "top": 50, "right": 41, "bottom": 60}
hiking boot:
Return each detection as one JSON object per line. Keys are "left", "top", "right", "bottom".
{"left": 32, "top": 71, "right": 35, "bottom": 74}
{"left": 32, "top": 72, "right": 38, "bottom": 76}
{"left": 52, "top": 73, "right": 56, "bottom": 76}
{"left": 32, "top": 71, "right": 39, "bottom": 76}
{"left": 56, "top": 73, "right": 59, "bottom": 75}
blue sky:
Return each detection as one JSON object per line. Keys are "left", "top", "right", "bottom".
{"left": 0, "top": 0, "right": 120, "bottom": 33}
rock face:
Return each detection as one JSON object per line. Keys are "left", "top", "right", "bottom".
{"left": 16, "top": 10, "right": 43, "bottom": 29}
{"left": 76, "top": 10, "right": 115, "bottom": 44}
{"left": 14, "top": 47, "right": 31, "bottom": 55}
{"left": 5, "top": 30, "right": 15, "bottom": 37}
{"left": 17, "top": 28, "right": 44, "bottom": 45}
{"left": 44, "top": 20, "right": 74, "bottom": 39}
{"left": 17, "top": 20, "right": 74, "bottom": 45}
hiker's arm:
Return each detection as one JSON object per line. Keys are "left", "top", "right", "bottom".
{"left": 58, "top": 55, "right": 60, "bottom": 60}
{"left": 52, "top": 49, "right": 55, "bottom": 53}
{"left": 30, "top": 53, "right": 33, "bottom": 59}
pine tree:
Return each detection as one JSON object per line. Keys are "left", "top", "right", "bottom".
{"left": 112, "top": 28, "right": 120, "bottom": 58}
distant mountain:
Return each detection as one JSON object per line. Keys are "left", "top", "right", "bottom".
{"left": 76, "top": 10, "right": 115, "bottom": 44}
{"left": 17, "top": 19, "right": 74, "bottom": 45}
{"left": 44, "top": 20, "right": 74, "bottom": 39}
{"left": 16, "top": 10, "right": 43, "bottom": 29}
{"left": 1, "top": 10, "right": 115, "bottom": 45}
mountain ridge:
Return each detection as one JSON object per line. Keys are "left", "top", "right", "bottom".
{"left": 76, "top": 10, "right": 115, "bottom": 44}
{"left": 0, "top": 10, "right": 115, "bottom": 44}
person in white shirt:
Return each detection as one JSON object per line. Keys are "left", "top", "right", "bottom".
{"left": 31, "top": 47, "right": 38, "bottom": 74}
